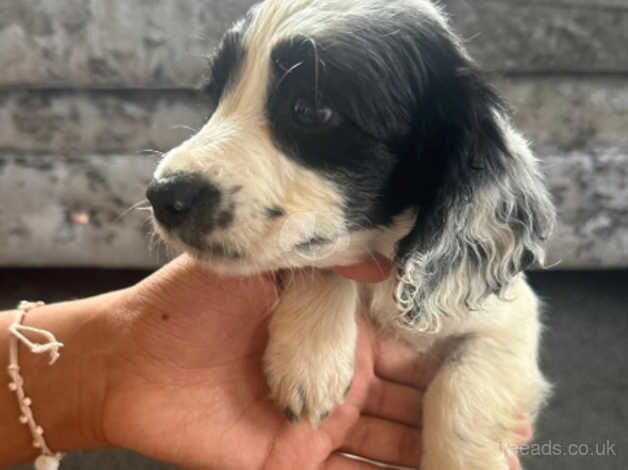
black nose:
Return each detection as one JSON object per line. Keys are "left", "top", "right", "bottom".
{"left": 146, "top": 175, "right": 219, "bottom": 229}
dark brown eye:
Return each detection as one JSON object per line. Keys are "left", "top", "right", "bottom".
{"left": 293, "top": 99, "right": 339, "bottom": 128}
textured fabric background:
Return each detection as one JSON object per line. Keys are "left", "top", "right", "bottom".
{"left": 0, "top": 0, "right": 627, "bottom": 268}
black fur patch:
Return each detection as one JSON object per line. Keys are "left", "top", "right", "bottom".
{"left": 263, "top": 10, "right": 516, "bottom": 236}
{"left": 261, "top": 8, "right": 554, "bottom": 324}
{"left": 201, "top": 27, "right": 247, "bottom": 109}
{"left": 266, "top": 34, "right": 401, "bottom": 229}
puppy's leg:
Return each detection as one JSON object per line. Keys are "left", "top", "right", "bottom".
{"left": 421, "top": 287, "right": 549, "bottom": 470}
{"left": 264, "top": 271, "right": 358, "bottom": 426}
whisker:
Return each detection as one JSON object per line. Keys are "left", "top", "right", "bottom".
{"left": 306, "top": 37, "right": 322, "bottom": 107}
{"left": 137, "top": 149, "right": 164, "bottom": 157}
{"left": 172, "top": 124, "right": 200, "bottom": 134}
{"left": 147, "top": 227, "right": 169, "bottom": 262}
{"left": 544, "top": 259, "right": 562, "bottom": 270}
{"left": 188, "top": 52, "right": 212, "bottom": 60}
{"left": 116, "top": 199, "right": 151, "bottom": 221}
{"left": 462, "top": 32, "right": 482, "bottom": 45}
{"left": 274, "top": 61, "right": 304, "bottom": 92}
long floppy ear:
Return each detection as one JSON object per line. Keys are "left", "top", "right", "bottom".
{"left": 394, "top": 56, "right": 555, "bottom": 331}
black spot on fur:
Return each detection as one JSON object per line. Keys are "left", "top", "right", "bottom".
{"left": 216, "top": 210, "right": 235, "bottom": 229}
{"left": 295, "top": 235, "right": 331, "bottom": 251}
{"left": 206, "top": 242, "right": 242, "bottom": 260}
{"left": 266, "top": 206, "right": 285, "bottom": 219}
{"left": 284, "top": 407, "right": 299, "bottom": 423}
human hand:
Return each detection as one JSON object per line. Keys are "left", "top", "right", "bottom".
{"left": 0, "top": 258, "right": 530, "bottom": 469}
{"left": 102, "top": 255, "right": 436, "bottom": 469}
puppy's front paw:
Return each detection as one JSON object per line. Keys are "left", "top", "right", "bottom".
{"left": 263, "top": 271, "right": 359, "bottom": 426}
{"left": 263, "top": 343, "right": 355, "bottom": 426}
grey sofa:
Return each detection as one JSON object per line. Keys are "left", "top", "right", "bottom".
{"left": 1, "top": 0, "right": 627, "bottom": 269}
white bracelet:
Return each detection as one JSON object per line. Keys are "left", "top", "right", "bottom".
{"left": 7, "top": 301, "right": 65, "bottom": 470}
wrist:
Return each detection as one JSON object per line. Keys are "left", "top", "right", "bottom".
{"left": 0, "top": 293, "right": 120, "bottom": 464}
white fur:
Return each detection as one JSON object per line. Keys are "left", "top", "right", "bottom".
{"left": 264, "top": 270, "right": 358, "bottom": 425}
{"left": 370, "top": 275, "right": 549, "bottom": 470}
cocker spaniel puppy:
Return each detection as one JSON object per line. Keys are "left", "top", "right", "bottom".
{"left": 146, "top": 1, "right": 556, "bottom": 468}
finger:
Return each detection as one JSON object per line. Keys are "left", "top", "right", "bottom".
{"left": 373, "top": 332, "right": 439, "bottom": 389}
{"left": 505, "top": 414, "right": 531, "bottom": 470}
{"left": 340, "top": 416, "right": 422, "bottom": 468}
{"left": 332, "top": 255, "right": 392, "bottom": 283}
{"left": 508, "top": 452, "right": 521, "bottom": 470}
{"left": 364, "top": 377, "right": 423, "bottom": 427}
{"left": 515, "top": 414, "right": 534, "bottom": 443}
{"left": 325, "top": 454, "right": 391, "bottom": 470}
{"left": 327, "top": 453, "right": 419, "bottom": 470}
{"left": 518, "top": 423, "right": 534, "bottom": 443}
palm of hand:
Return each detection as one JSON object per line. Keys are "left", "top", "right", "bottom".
{"left": 99, "top": 257, "right": 442, "bottom": 469}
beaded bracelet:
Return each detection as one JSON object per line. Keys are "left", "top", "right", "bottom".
{"left": 7, "top": 301, "right": 64, "bottom": 470}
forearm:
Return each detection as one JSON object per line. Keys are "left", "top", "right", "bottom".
{"left": 0, "top": 294, "right": 117, "bottom": 466}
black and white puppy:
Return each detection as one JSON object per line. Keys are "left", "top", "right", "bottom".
{"left": 146, "top": 1, "right": 556, "bottom": 468}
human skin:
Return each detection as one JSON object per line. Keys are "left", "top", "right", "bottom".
{"left": 0, "top": 256, "right": 529, "bottom": 469}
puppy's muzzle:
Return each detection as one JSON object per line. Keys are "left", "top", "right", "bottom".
{"left": 147, "top": 174, "right": 221, "bottom": 231}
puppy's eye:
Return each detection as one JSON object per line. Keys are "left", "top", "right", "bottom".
{"left": 293, "top": 99, "right": 340, "bottom": 128}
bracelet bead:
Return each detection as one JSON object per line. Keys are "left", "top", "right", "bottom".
{"left": 35, "top": 455, "right": 61, "bottom": 470}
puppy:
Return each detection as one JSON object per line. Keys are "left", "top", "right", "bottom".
{"left": 146, "top": 1, "right": 556, "bottom": 468}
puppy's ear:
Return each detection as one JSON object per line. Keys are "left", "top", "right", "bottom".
{"left": 395, "top": 57, "right": 555, "bottom": 331}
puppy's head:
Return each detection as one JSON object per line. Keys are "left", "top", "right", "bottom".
{"left": 148, "top": 0, "right": 555, "bottom": 322}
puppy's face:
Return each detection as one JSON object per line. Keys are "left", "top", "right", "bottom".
{"left": 148, "top": 0, "right": 554, "bottom": 319}
{"left": 148, "top": 0, "right": 444, "bottom": 274}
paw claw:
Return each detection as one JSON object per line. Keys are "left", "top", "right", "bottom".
{"left": 344, "top": 381, "right": 353, "bottom": 398}
{"left": 284, "top": 407, "right": 299, "bottom": 423}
